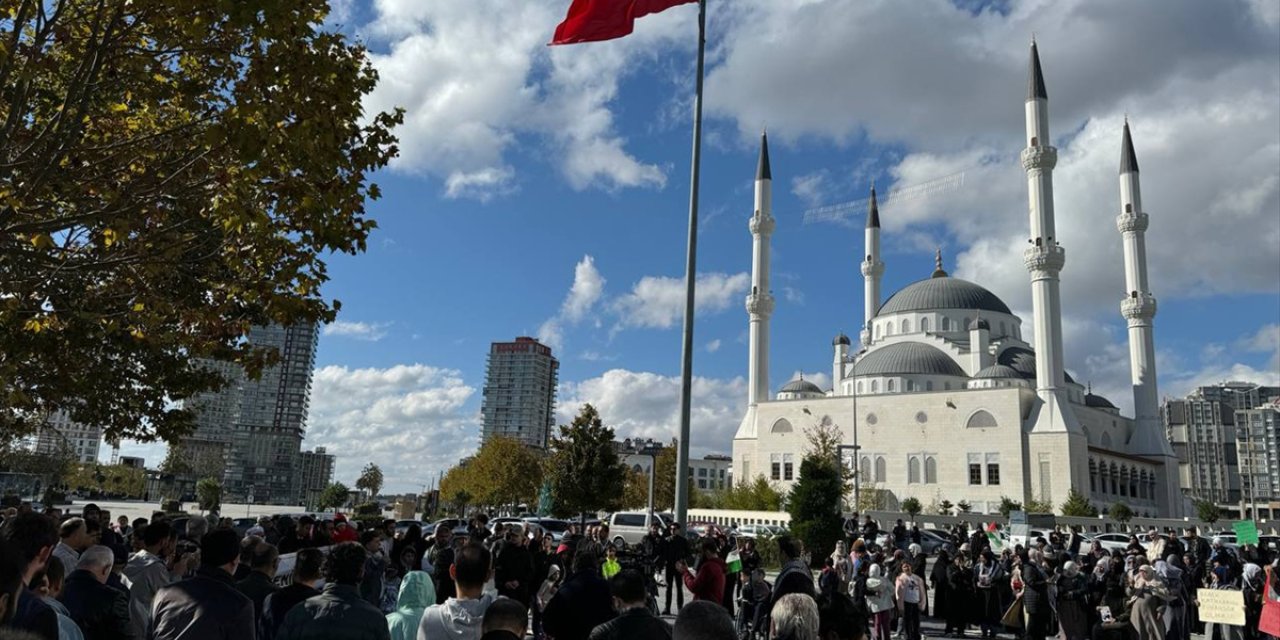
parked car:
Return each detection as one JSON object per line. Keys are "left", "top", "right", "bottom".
{"left": 522, "top": 518, "right": 571, "bottom": 543}
{"left": 918, "top": 529, "right": 957, "bottom": 556}
{"left": 607, "top": 511, "right": 671, "bottom": 548}
{"left": 231, "top": 517, "right": 258, "bottom": 537}
{"left": 1089, "top": 532, "right": 1139, "bottom": 552}
{"left": 735, "top": 524, "right": 773, "bottom": 539}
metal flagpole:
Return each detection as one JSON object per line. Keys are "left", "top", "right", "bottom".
{"left": 673, "top": 0, "right": 707, "bottom": 528}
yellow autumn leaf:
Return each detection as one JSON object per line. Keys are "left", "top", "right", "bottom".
{"left": 103, "top": 229, "right": 118, "bottom": 246}
{"left": 31, "top": 234, "right": 54, "bottom": 249}
{"left": 130, "top": 327, "right": 145, "bottom": 339}
{"left": 23, "top": 318, "right": 44, "bottom": 333}
{"left": 110, "top": 103, "right": 128, "bottom": 113}
{"left": 132, "top": 303, "right": 145, "bottom": 312}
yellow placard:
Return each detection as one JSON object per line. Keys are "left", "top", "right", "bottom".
{"left": 1196, "top": 588, "right": 1245, "bottom": 626}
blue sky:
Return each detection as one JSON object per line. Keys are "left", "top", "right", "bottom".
{"left": 116, "top": 0, "right": 1280, "bottom": 493}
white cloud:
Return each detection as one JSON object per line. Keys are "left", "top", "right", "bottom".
{"left": 705, "top": 339, "right": 722, "bottom": 353}
{"left": 322, "top": 321, "right": 391, "bottom": 342}
{"left": 791, "top": 170, "right": 831, "bottom": 207}
{"left": 612, "top": 272, "right": 751, "bottom": 330}
{"left": 538, "top": 255, "right": 607, "bottom": 350}
{"left": 304, "top": 364, "right": 478, "bottom": 493}
{"left": 558, "top": 369, "right": 746, "bottom": 455}
{"left": 359, "top": 0, "right": 681, "bottom": 199}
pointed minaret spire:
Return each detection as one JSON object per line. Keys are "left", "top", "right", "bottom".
{"left": 860, "top": 181, "right": 885, "bottom": 347}
{"left": 756, "top": 131, "right": 771, "bottom": 181}
{"left": 746, "top": 131, "right": 775, "bottom": 406}
{"left": 1028, "top": 39, "right": 1048, "bottom": 100}
{"left": 866, "top": 181, "right": 881, "bottom": 229}
{"left": 1120, "top": 119, "right": 1140, "bottom": 175}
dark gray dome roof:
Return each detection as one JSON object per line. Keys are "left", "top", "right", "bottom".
{"left": 855, "top": 342, "right": 967, "bottom": 377}
{"left": 878, "top": 277, "right": 1012, "bottom": 316}
{"left": 973, "top": 364, "right": 1023, "bottom": 379}
{"left": 833, "top": 332, "right": 851, "bottom": 346}
{"left": 997, "top": 346, "right": 1077, "bottom": 383}
{"left": 780, "top": 379, "right": 823, "bottom": 394}
{"left": 1085, "top": 393, "right": 1118, "bottom": 409}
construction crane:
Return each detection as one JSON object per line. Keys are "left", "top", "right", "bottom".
{"left": 802, "top": 169, "right": 968, "bottom": 225}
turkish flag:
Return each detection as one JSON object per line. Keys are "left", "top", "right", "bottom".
{"left": 551, "top": 0, "right": 696, "bottom": 45}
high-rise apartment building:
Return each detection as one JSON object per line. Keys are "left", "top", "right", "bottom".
{"left": 481, "top": 337, "right": 559, "bottom": 448}
{"left": 1235, "top": 397, "right": 1280, "bottom": 514}
{"left": 298, "top": 447, "right": 336, "bottom": 507}
{"left": 1163, "top": 381, "right": 1280, "bottom": 505}
{"left": 34, "top": 411, "right": 102, "bottom": 464}
{"left": 173, "top": 323, "right": 319, "bottom": 504}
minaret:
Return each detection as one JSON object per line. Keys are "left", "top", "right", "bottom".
{"left": 860, "top": 184, "right": 884, "bottom": 347}
{"left": 1021, "top": 42, "right": 1071, "bottom": 412}
{"left": 1117, "top": 121, "right": 1170, "bottom": 456}
{"left": 746, "top": 132, "right": 775, "bottom": 405}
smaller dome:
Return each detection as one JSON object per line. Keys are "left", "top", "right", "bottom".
{"left": 855, "top": 342, "right": 968, "bottom": 377}
{"left": 973, "top": 364, "right": 1023, "bottom": 379}
{"left": 779, "top": 379, "right": 823, "bottom": 395}
{"left": 969, "top": 317, "right": 990, "bottom": 331}
{"left": 833, "top": 332, "right": 851, "bottom": 346}
{"left": 1085, "top": 393, "right": 1118, "bottom": 410}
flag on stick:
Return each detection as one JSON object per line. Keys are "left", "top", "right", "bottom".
{"left": 551, "top": 0, "right": 696, "bottom": 44}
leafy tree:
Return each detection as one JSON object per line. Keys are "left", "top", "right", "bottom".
{"left": 788, "top": 454, "right": 844, "bottom": 568}
{"left": 1108, "top": 502, "right": 1134, "bottom": 523}
{"left": 451, "top": 490, "right": 472, "bottom": 516}
{"left": 64, "top": 463, "right": 144, "bottom": 498}
{"left": 196, "top": 478, "right": 222, "bottom": 513}
{"left": 317, "top": 482, "right": 350, "bottom": 511}
{"left": 356, "top": 463, "right": 384, "bottom": 499}
{"left": 0, "top": 0, "right": 402, "bottom": 445}
{"left": 466, "top": 437, "right": 544, "bottom": 508}
{"left": 804, "top": 417, "right": 852, "bottom": 493}
{"left": 623, "top": 467, "right": 651, "bottom": 509}
{"left": 546, "top": 404, "right": 626, "bottom": 521}
{"left": 997, "top": 496, "right": 1023, "bottom": 518}
{"left": 939, "top": 499, "right": 954, "bottom": 515}
{"left": 1060, "top": 489, "right": 1098, "bottom": 517}
{"left": 956, "top": 500, "right": 972, "bottom": 514}
{"left": 1194, "top": 498, "right": 1220, "bottom": 524}
{"left": 901, "top": 497, "right": 922, "bottom": 520}
{"left": 1027, "top": 499, "right": 1054, "bottom": 514}
{"left": 723, "top": 475, "right": 785, "bottom": 512}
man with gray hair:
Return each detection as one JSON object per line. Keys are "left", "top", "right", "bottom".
{"left": 58, "top": 545, "right": 135, "bottom": 640}
{"left": 771, "top": 594, "right": 819, "bottom": 640}
{"left": 55, "top": 518, "right": 93, "bottom": 575}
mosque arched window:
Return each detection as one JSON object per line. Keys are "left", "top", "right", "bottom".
{"left": 924, "top": 457, "right": 938, "bottom": 483}
{"left": 941, "top": 317, "right": 951, "bottom": 331}
{"left": 966, "top": 410, "right": 998, "bottom": 429}
{"left": 771, "top": 419, "right": 794, "bottom": 434}
{"left": 875, "top": 456, "right": 886, "bottom": 482}
{"left": 944, "top": 382, "right": 952, "bottom": 390}
{"left": 856, "top": 381, "right": 863, "bottom": 394}
{"left": 926, "top": 381, "right": 934, "bottom": 391}
{"left": 921, "top": 317, "right": 930, "bottom": 332}
{"left": 999, "top": 321, "right": 1006, "bottom": 336}
{"left": 905, "top": 379, "right": 915, "bottom": 392}
{"left": 908, "top": 457, "right": 921, "bottom": 484}
{"left": 633, "top": 464, "right": 643, "bottom": 473}
{"left": 886, "top": 323, "right": 893, "bottom": 336}
{"left": 860, "top": 457, "right": 872, "bottom": 483}
{"left": 901, "top": 319, "right": 910, "bottom": 333}
{"left": 887, "top": 379, "right": 897, "bottom": 392}
{"left": 871, "top": 380, "right": 879, "bottom": 393}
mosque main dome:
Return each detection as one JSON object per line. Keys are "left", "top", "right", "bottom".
{"left": 878, "top": 276, "right": 1012, "bottom": 316}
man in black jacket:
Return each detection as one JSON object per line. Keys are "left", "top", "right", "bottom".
{"left": 494, "top": 529, "right": 534, "bottom": 607}
{"left": 58, "top": 545, "right": 135, "bottom": 640}
{"left": 151, "top": 528, "right": 256, "bottom": 640}
{"left": 661, "top": 523, "right": 690, "bottom": 615}
{"left": 276, "top": 542, "right": 390, "bottom": 640}
{"left": 1020, "top": 549, "right": 1050, "bottom": 640}
{"left": 589, "top": 570, "right": 671, "bottom": 640}
{"left": 543, "top": 548, "right": 616, "bottom": 640}
{"left": 259, "top": 548, "right": 323, "bottom": 640}
{"left": 235, "top": 538, "right": 279, "bottom": 621}
{"left": 0, "top": 512, "right": 60, "bottom": 640}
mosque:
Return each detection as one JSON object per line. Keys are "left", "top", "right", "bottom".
{"left": 730, "top": 43, "right": 1184, "bottom": 518}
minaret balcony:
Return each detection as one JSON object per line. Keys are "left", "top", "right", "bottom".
{"left": 1121, "top": 293, "right": 1157, "bottom": 322}
{"left": 860, "top": 259, "right": 884, "bottom": 278}
{"left": 745, "top": 291, "right": 775, "bottom": 317}
{"left": 749, "top": 213, "right": 776, "bottom": 235}
{"left": 1020, "top": 145, "right": 1058, "bottom": 171}
{"left": 1023, "top": 243, "right": 1065, "bottom": 274}
{"left": 1116, "top": 211, "right": 1149, "bottom": 233}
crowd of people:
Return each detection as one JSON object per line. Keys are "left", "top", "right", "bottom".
{"left": 3, "top": 503, "right": 1278, "bottom": 640}
{"left": 834, "top": 516, "right": 1277, "bottom": 640}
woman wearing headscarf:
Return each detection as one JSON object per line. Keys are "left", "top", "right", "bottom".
{"left": 931, "top": 549, "right": 952, "bottom": 627}
{"left": 1202, "top": 561, "right": 1243, "bottom": 640}
{"left": 1242, "top": 563, "right": 1264, "bottom": 640}
{"left": 1155, "top": 556, "right": 1187, "bottom": 640}
{"left": 1056, "top": 561, "right": 1089, "bottom": 640}
{"left": 908, "top": 544, "right": 927, "bottom": 580}
{"left": 946, "top": 550, "right": 975, "bottom": 638}
{"left": 1128, "top": 564, "right": 1170, "bottom": 640}
{"left": 832, "top": 540, "right": 854, "bottom": 595}
{"left": 973, "top": 549, "right": 1004, "bottom": 639}
{"left": 385, "top": 570, "right": 435, "bottom": 640}
{"left": 865, "top": 564, "right": 895, "bottom": 640}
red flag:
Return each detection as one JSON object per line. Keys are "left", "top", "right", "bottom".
{"left": 551, "top": 0, "right": 696, "bottom": 45}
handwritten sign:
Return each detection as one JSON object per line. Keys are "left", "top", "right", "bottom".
{"left": 1232, "top": 520, "right": 1259, "bottom": 546}
{"left": 1197, "top": 589, "right": 1245, "bottom": 626}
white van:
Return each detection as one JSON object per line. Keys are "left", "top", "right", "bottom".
{"left": 607, "top": 511, "right": 669, "bottom": 548}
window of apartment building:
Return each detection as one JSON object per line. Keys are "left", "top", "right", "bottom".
{"left": 968, "top": 453, "right": 982, "bottom": 485}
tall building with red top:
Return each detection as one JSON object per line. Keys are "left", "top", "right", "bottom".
{"left": 481, "top": 337, "right": 559, "bottom": 449}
